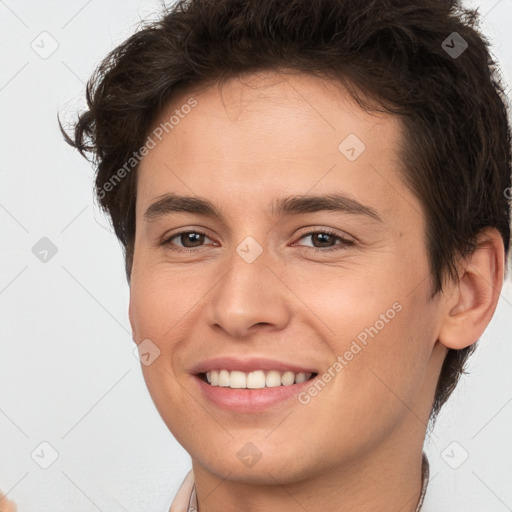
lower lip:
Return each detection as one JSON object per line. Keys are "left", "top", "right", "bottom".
{"left": 194, "top": 374, "right": 316, "bottom": 412}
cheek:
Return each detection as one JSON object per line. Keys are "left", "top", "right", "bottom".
{"left": 292, "top": 261, "right": 436, "bottom": 425}
{"left": 129, "top": 268, "right": 202, "bottom": 396}
{"left": 129, "top": 265, "right": 195, "bottom": 347}
{"left": 129, "top": 274, "right": 194, "bottom": 429}
{"left": 323, "top": 297, "right": 436, "bottom": 438}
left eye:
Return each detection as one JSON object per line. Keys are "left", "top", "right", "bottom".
{"left": 294, "top": 230, "right": 354, "bottom": 252}
{"left": 162, "top": 229, "right": 353, "bottom": 253}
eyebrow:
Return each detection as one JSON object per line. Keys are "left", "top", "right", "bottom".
{"left": 144, "top": 192, "right": 383, "bottom": 223}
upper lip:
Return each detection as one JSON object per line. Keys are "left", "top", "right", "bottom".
{"left": 190, "top": 356, "right": 319, "bottom": 375}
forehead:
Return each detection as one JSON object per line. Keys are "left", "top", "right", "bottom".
{"left": 136, "top": 70, "right": 412, "bottom": 223}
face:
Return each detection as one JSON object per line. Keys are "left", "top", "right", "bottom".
{"left": 129, "top": 70, "right": 447, "bottom": 485}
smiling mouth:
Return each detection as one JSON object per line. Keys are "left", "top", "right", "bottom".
{"left": 198, "top": 370, "right": 318, "bottom": 389}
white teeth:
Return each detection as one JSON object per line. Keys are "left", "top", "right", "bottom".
{"left": 229, "top": 371, "right": 247, "bottom": 388}
{"left": 281, "top": 371, "right": 295, "bottom": 386}
{"left": 265, "top": 370, "right": 281, "bottom": 387}
{"left": 247, "top": 370, "right": 266, "bottom": 388}
{"left": 218, "top": 369, "right": 230, "bottom": 387}
{"left": 295, "top": 372, "right": 307, "bottom": 383}
{"left": 204, "top": 370, "right": 313, "bottom": 389}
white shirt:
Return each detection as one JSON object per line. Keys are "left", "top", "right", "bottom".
{"left": 169, "top": 452, "right": 430, "bottom": 512}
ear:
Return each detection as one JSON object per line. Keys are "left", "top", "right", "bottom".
{"left": 438, "top": 228, "right": 505, "bottom": 350}
{"left": 128, "top": 298, "right": 138, "bottom": 344}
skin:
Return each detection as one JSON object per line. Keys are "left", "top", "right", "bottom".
{"left": 0, "top": 492, "right": 17, "bottom": 512}
{"left": 128, "top": 70, "right": 504, "bottom": 512}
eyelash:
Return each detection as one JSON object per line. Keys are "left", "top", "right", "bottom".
{"left": 161, "top": 228, "right": 354, "bottom": 254}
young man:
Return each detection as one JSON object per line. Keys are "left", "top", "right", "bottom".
{"left": 62, "top": 0, "right": 510, "bottom": 510}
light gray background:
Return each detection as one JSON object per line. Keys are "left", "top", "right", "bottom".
{"left": 0, "top": 1, "right": 510, "bottom": 511}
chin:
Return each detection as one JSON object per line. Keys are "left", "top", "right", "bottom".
{"left": 193, "top": 445, "right": 321, "bottom": 485}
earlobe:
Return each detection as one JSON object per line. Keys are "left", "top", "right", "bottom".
{"left": 438, "top": 228, "right": 505, "bottom": 350}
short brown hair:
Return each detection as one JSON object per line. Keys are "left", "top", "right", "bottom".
{"left": 61, "top": 0, "right": 511, "bottom": 422}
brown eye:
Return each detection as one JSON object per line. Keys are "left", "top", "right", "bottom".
{"left": 309, "top": 232, "right": 337, "bottom": 248}
{"left": 177, "top": 232, "right": 206, "bottom": 248}
{"left": 295, "top": 230, "right": 354, "bottom": 252}
{"left": 162, "top": 230, "right": 214, "bottom": 252}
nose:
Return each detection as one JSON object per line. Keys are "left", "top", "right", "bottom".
{"left": 206, "top": 247, "right": 293, "bottom": 339}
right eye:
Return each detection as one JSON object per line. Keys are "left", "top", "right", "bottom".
{"left": 162, "top": 230, "right": 216, "bottom": 252}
